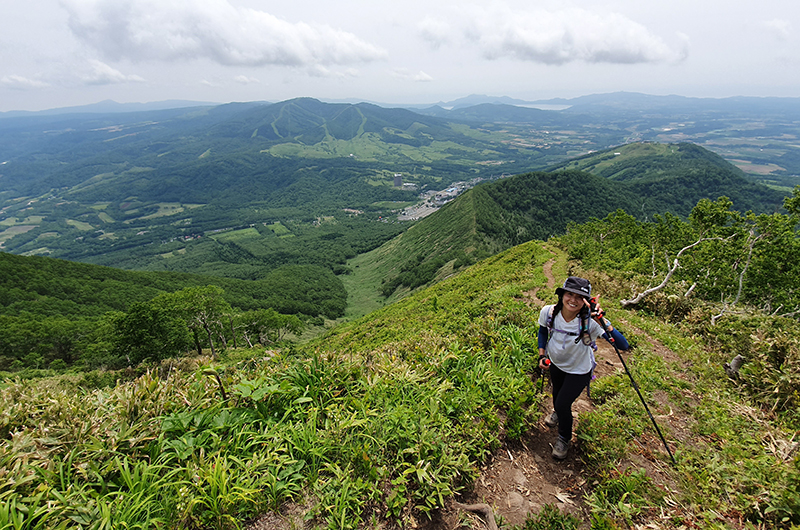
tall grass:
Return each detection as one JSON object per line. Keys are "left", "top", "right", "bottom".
{"left": 0, "top": 242, "right": 554, "bottom": 529}
{"left": 3, "top": 239, "right": 797, "bottom": 529}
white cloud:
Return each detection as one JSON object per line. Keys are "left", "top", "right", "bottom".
{"left": 391, "top": 68, "right": 434, "bottom": 82}
{"left": 233, "top": 75, "right": 260, "bottom": 85}
{"left": 306, "top": 65, "right": 359, "bottom": 78}
{"left": 59, "top": 0, "right": 388, "bottom": 67}
{"left": 418, "top": 17, "right": 452, "bottom": 50}
{"left": 431, "top": 6, "right": 688, "bottom": 65}
{"left": 79, "top": 59, "right": 145, "bottom": 85}
{"left": 761, "top": 19, "right": 792, "bottom": 41}
{"left": 1, "top": 74, "right": 50, "bottom": 90}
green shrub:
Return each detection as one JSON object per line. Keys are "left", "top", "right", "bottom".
{"left": 518, "top": 503, "right": 580, "bottom": 530}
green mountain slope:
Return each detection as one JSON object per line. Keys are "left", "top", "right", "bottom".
{"left": 344, "top": 169, "right": 636, "bottom": 308}
{"left": 551, "top": 142, "right": 786, "bottom": 213}
{"left": 0, "top": 251, "right": 345, "bottom": 319}
{"left": 2, "top": 239, "right": 796, "bottom": 528}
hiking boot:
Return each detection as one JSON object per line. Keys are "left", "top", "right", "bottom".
{"left": 544, "top": 411, "right": 558, "bottom": 428}
{"left": 552, "top": 436, "right": 571, "bottom": 460}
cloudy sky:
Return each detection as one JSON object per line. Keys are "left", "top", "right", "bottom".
{"left": 1, "top": 0, "right": 798, "bottom": 112}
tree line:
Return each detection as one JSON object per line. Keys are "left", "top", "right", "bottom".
{"left": 558, "top": 188, "right": 800, "bottom": 314}
{"left": 0, "top": 253, "right": 345, "bottom": 373}
{"left": 0, "top": 285, "right": 304, "bottom": 373}
{"left": 557, "top": 187, "right": 800, "bottom": 420}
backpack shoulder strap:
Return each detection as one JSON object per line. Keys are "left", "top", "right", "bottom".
{"left": 544, "top": 305, "right": 555, "bottom": 349}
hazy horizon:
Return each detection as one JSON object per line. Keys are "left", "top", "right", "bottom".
{"left": 8, "top": 89, "right": 800, "bottom": 118}
{"left": 2, "top": 0, "right": 798, "bottom": 113}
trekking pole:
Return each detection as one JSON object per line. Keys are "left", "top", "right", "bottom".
{"left": 592, "top": 300, "right": 677, "bottom": 466}
{"left": 539, "top": 358, "right": 550, "bottom": 393}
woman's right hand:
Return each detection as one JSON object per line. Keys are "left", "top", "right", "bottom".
{"left": 538, "top": 357, "right": 551, "bottom": 370}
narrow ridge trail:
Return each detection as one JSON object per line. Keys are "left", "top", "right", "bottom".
{"left": 441, "top": 253, "right": 691, "bottom": 529}
{"left": 249, "top": 247, "right": 697, "bottom": 529}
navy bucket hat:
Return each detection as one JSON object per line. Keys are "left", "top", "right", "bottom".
{"left": 555, "top": 276, "right": 592, "bottom": 299}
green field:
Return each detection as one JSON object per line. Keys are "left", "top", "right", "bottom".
{"left": 211, "top": 227, "right": 261, "bottom": 242}
{"left": 66, "top": 219, "right": 94, "bottom": 231}
{"left": 267, "top": 222, "right": 291, "bottom": 237}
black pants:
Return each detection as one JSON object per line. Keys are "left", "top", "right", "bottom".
{"left": 550, "top": 364, "right": 592, "bottom": 441}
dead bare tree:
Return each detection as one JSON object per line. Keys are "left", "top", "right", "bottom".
{"left": 621, "top": 236, "right": 727, "bottom": 307}
{"left": 711, "top": 228, "right": 763, "bottom": 324}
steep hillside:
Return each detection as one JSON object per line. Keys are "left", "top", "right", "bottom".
{"left": 549, "top": 142, "right": 786, "bottom": 214}
{"left": 0, "top": 251, "right": 345, "bottom": 319}
{"left": 3, "top": 240, "right": 796, "bottom": 529}
{"left": 362, "top": 141, "right": 785, "bottom": 307}
{"left": 344, "top": 169, "right": 638, "bottom": 308}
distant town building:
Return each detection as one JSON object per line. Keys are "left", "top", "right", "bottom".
{"left": 393, "top": 173, "right": 403, "bottom": 187}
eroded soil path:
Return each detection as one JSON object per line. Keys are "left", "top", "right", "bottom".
{"left": 438, "top": 256, "right": 690, "bottom": 529}
{"left": 249, "top": 253, "right": 696, "bottom": 529}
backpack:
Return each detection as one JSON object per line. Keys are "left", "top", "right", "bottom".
{"left": 544, "top": 305, "right": 598, "bottom": 396}
{"left": 545, "top": 305, "right": 598, "bottom": 351}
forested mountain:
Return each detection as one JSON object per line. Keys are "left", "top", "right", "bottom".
{"left": 548, "top": 142, "right": 786, "bottom": 214}
{"left": 373, "top": 143, "right": 786, "bottom": 297}
{"left": 373, "top": 170, "right": 635, "bottom": 296}
{"left": 2, "top": 95, "right": 795, "bottom": 282}
{"left": 0, "top": 97, "right": 546, "bottom": 203}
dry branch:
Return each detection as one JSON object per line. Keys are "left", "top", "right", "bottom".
{"left": 621, "top": 236, "right": 725, "bottom": 307}
{"left": 711, "top": 229, "right": 762, "bottom": 324}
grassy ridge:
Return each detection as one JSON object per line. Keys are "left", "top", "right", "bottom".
{"left": 0, "top": 241, "right": 556, "bottom": 529}
{"left": 3, "top": 239, "right": 797, "bottom": 529}
{"left": 369, "top": 169, "right": 638, "bottom": 301}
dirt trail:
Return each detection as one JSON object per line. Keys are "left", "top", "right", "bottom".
{"left": 441, "top": 258, "right": 596, "bottom": 527}
{"left": 441, "top": 256, "right": 687, "bottom": 529}
{"left": 249, "top": 253, "right": 693, "bottom": 529}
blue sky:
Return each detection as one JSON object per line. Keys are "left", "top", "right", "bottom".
{"left": 1, "top": 0, "right": 798, "bottom": 111}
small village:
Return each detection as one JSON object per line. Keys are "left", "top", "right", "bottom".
{"left": 396, "top": 173, "right": 509, "bottom": 221}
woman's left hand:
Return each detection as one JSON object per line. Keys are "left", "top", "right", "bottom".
{"left": 584, "top": 297, "right": 604, "bottom": 321}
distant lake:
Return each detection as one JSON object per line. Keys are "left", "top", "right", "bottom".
{"left": 518, "top": 104, "right": 573, "bottom": 111}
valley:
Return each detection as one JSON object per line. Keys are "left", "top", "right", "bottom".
{"left": 1, "top": 93, "right": 799, "bottom": 530}
{"left": 0, "top": 94, "right": 796, "bottom": 323}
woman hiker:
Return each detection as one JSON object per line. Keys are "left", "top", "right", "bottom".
{"left": 538, "top": 276, "right": 629, "bottom": 460}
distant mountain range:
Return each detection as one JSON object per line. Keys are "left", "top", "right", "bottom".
{"left": 0, "top": 99, "right": 224, "bottom": 118}
{"left": 8, "top": 91, "right": 800, "bottom": 119}
{"left": 0, "top": 95, "right": 795, "bottom": 306}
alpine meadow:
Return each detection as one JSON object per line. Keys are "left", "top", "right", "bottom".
{"left": 1, "top": 94, "right": 799, "bottom": 530}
